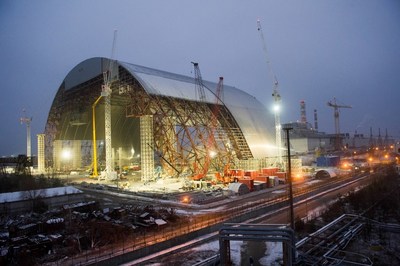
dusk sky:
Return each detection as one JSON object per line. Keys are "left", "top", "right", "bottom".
{"left": 1, "top": 0, "right": 399, "bottom": 156}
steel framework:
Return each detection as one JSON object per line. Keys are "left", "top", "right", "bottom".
{"left": 121, "top": 66, "right": 252, "bottom": 178}
{"left": 44, "top": 62, "right": 254, "bottom": 180}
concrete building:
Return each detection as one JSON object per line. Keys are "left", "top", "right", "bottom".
{"left": 282, "top": 121, "right": 334, "bottom": 154}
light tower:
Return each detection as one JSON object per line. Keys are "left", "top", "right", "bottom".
{"left": 20, "top": 109, "right": 32, "bottom": 158}
{"left": 257, "top": 19, "right": 282, "bottom": 166}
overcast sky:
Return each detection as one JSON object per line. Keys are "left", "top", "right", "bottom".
{"left": 1, "top": 0, "right": 399, "bottom": 156}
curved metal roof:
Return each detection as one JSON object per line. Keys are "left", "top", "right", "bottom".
{"left": 63, "top": 57, "right": 276, "bottom": 158}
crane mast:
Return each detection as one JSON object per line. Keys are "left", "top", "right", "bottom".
{"left": 191, "top": 62, "right": 206, "bottom": 102}
{"left": 104, "top": 29, "right": 118, "bottom": 180}
{"left": 257, "top": 19, "right": 282, "bottom": 166}
{"left": 327, "top": 97, "right": 352, "bottom": 150}
{"left": 92, "top": 30, "right": 117, "bottom": 180}
{"left": 211, "top": 77, "right": 224, "bottom": 144}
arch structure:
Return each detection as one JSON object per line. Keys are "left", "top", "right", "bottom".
{"left": 315, "top": 168, "right": 337, "bottom": 179}
{"left": 45, "top": 57, "right": 275, "bottom": 182}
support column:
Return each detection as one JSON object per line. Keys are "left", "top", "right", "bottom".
{"left": 72, "top": 140, "right": 81, "bottom": 170}
{"left": 53, "top": 140, "right": 62, "bottom": 171}
{"left": 37, "top": 134, "right": 45, "bottom": 173}
{"left": 140, "top": 115, "right": 154, "bottom": 183}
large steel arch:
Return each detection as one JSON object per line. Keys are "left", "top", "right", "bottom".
{"left": 44, "top": 57, "right": 274, "bottom": 181}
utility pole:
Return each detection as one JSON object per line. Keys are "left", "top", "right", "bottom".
{"left": 283, "top": 126, "right": 294, "bottom": 230}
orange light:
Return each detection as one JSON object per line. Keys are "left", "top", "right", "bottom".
{"left": 182, "top": 196, "right": 190, "bottom": 203}
{"left": 293, "top": 173, "right": 302, "bottom": 180}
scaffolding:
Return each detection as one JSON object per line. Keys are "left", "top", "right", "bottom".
{"left": 37, "top": 134, "right": 45, "bottom": 173}
{"left": 140, "top": 115, "right": 154, "bottom": 183}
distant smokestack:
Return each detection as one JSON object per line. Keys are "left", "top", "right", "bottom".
{"left": 369, "top": 127, "right": 374, "bottom": 147}
{"left": 378, "top": 128, "right": 383, "bottom": 147}
{"left": 384, "top": 128, "right": 389, "bottom": 147}
{"left": 313, "top": 109, "right": 318, "bottom": 131}
{"left": 300, "top": 100, "right": 307, "bottom": 123}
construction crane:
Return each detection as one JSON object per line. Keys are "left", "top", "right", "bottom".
{"left": 257, "top": 19, "right": 282, "bottom": 166}
{"left": 92, "top": 30, "right": 118, "bottom": 180}
{"left": 212, "top": 77, "right": 230, "bottom": 183}
{"left": 91, "top": 95, "right": 103, "bottom": 178}
{"left": 20, "top": 109, "right": 32, "bottom": 158}
{"left": 191, "top": 62, "right": 206, "bottom": 102}
{"left": 191, "top": 62, "right": 209, "bottom": 180}
{"left": 327, "top": 97, "right": 352, "bottom": 150}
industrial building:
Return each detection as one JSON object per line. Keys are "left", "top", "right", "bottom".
{"left": 281, "top": 100, "right": 396, "bottom": 155}
{"left": 43, "top": 57, "right": 278, "bottom": 183}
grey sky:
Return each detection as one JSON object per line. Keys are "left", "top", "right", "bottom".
{"left": 1, "top": 0, "right": 399, "bottom": 156}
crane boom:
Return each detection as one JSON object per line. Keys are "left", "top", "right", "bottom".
{"left": 191, "top": 62, "right": 206, "bottom": 102}
{"left": 257, "top": 19, "right": 282, "bottom": 166}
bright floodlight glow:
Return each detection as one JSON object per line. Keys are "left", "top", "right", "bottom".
{"left": 273, "top": 104, "right": 280, "bottom": 113}
{"left": 209, "top": 150, "right": 217, "bottom": 158}
{"left": 62, "top": 149, "right": 71, "bottom": 160}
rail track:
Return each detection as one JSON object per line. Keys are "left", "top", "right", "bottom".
{"left": 67, "top": 171, "right": 376, "bottom": 265}
{"left": 296, "top": 214, "right": 371, "bottom": 265}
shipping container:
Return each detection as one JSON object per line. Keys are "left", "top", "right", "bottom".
{"left": 238, "top": 177, "right": 254, "bottom": 191}
{"left": 316, "top": 156, "right": 340, "bottom": 167}
{"left": 275, "top": 171, "right": 287, "bottom": 179}
{"left": 261, "top": 167, "right": 279, "bottom": 176}
{"left": 254, "top": 175, "right": 269, "bottom": 184}
{"left": 231, "top": 169, "right": 244, "bottom": 178}
{"left": 244, "top": 170, "right": 258, "bottom": 178}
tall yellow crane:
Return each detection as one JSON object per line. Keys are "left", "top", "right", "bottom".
{"left": 91, "top": 95, "right": 103, "bottom": 178}
{"left": 327, "top": 97, "right": 352, "bottom": 150}
{"left": 257, "top": 19, "right": 282, "bottom": 166}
